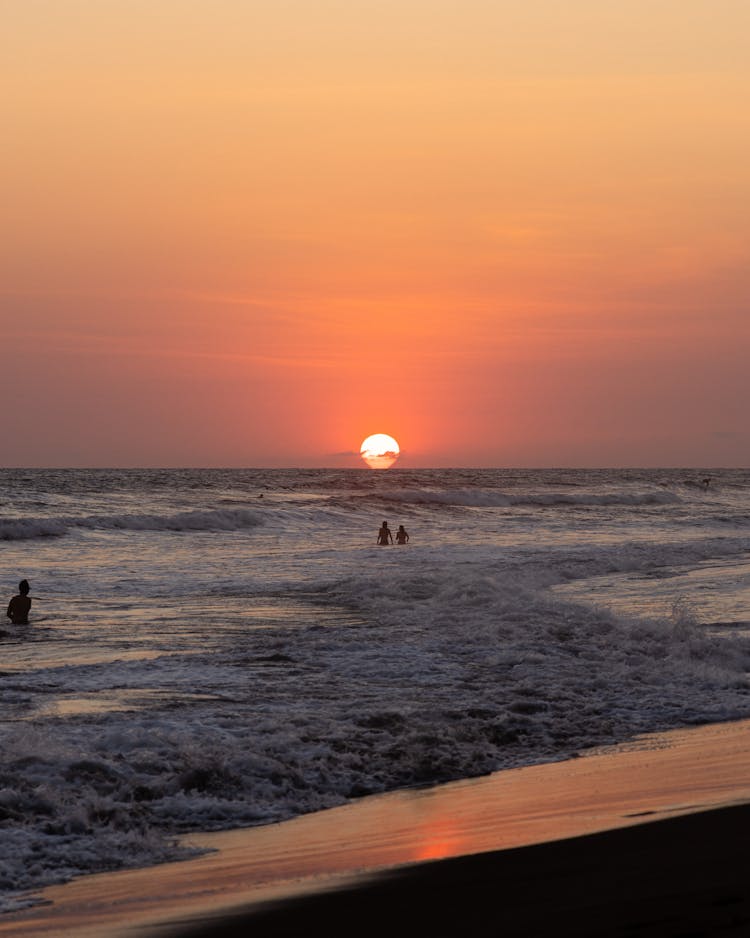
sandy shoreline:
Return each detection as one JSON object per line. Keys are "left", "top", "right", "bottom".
{"left": 2, "top": 719, "right": 750, "bottom": 936}
{"left": 170, "top": 802, "right": 750, "bottom": 937}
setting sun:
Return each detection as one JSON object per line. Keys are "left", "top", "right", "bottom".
{"left": 360, "top": 434, "right": 400, "bottom": 470}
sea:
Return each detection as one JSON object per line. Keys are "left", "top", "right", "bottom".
{"left": 2, "top": 467, "right": 750, "bottom": 910}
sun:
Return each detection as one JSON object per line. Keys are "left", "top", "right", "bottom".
{"left": 360, "top": 433, "right": 400, "bottom": 470}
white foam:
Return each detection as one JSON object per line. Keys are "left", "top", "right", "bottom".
{"left": 2, "top": 554, "right": 749, "bottom": 909}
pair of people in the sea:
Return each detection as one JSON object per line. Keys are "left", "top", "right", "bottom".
{"left": 376, "top": 522, "right": 409, "bottom": 545}
{"left": 7, "top": 579, "right": 31, "bottom": 625}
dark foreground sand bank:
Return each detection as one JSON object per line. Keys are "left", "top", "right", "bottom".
{"left": 2, "top": 720, "right": 750, "bottom": 937}
{"left": 170, "top": 803, "right": 750, "bottom": 938}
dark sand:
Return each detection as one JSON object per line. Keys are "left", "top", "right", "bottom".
{"left": 2, "top": 720, "right": 750, "bottom": 937}
{"left": 166, "top": 803, "right": 750, "bottom": 938}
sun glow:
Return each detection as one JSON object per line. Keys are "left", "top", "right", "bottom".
{"left": 360, "top": 433, "right": 400, "bottom": 470}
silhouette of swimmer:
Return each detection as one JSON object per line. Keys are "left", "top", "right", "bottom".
{"left": 377, "top": 521, "right": 393, "bottom": 545}
{"left": 701, "top": 477, "right": 711, "bottom": 490}
{"left": 7, "top": 579, "right": 31, "bottom": 625}
{"left": 395, "top": 525, "right": 409, "bottom": 545}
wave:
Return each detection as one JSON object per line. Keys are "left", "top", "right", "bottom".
{"left": 0, "top": 508, "right": 265, "bottom": 541}
{"left": 0, "top": 487, "right": 688, "bottom": 541}
{"left": 0, "top": 518, "right": 70, "bottom": 540}
{"left": 357, "top": 488, "right": 684, "bottom": 509}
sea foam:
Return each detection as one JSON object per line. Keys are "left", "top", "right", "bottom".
{"left": 1, "top": 555, "right": 749, "bottom": 909}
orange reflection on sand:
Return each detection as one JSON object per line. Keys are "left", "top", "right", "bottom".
{"left": 412, "top": 819, "right": 467, "bottom": 862}
{"left": 414, "top": 840, "right": 455, "bottom": 862}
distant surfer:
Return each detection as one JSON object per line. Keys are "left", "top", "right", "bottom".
{"left": 701, "top": 477, "right": 711, "bottom": 490}
{"left": 395, "top": 525, "right": 409, "bottom": 545}
{"left": 7, "top": 579, "right": 31, "bottom": 625}
{"left": 377, "top": 521, "right": 393, "bottom": 545}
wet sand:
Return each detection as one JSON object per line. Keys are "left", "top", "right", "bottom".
{"left": 2, "top": 719, "right": 750, "bottom": 937}
{"left": 171, "top": 803, "right": 750, "bottom": 937}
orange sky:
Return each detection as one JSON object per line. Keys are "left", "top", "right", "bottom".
{"left": 2, "top": 0, "right": 749, "bottom": 466}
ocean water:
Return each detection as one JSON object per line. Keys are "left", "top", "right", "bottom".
{"left": 1, "top": 467, "right": 750, "bottom": 910}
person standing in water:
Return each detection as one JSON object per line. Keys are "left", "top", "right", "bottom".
{"left": 395, "top": 525, "right": 409, "bottom": 544}
{"left": 7, "top": 579, "right": 31, "bottom": 625}
{"left": 377, "top": 521, "right": 393, "bottom": 545}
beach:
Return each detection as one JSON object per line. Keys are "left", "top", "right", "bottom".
{"left": 2, "top": 718, "right": 750, "bottom": 937}
{"left": 179, "top": 803, "right": 750, "bottom": 938}
{"left": 2, "top": 469, "right": 750, "bottom": 927}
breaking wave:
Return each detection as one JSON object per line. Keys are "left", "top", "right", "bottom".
{"left": 363, "top": 488, "right": 684, "bottom": 509}
{"left": 0, "top": 508, "right": 264, "bottom": 541}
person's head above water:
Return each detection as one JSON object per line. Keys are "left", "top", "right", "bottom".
{"left": 18, "top": 579, "right": 29, "bottom": 595}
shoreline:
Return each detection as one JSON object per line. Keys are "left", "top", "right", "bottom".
{"left": 2, "top": 718, "right": 750, "bottom": 936}
{"left": 170, "top": 802, "right": 750, "bottom": 937}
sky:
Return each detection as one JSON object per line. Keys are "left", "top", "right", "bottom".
{"left": 2, "top": 0, "right": 749, "bottom": 467}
